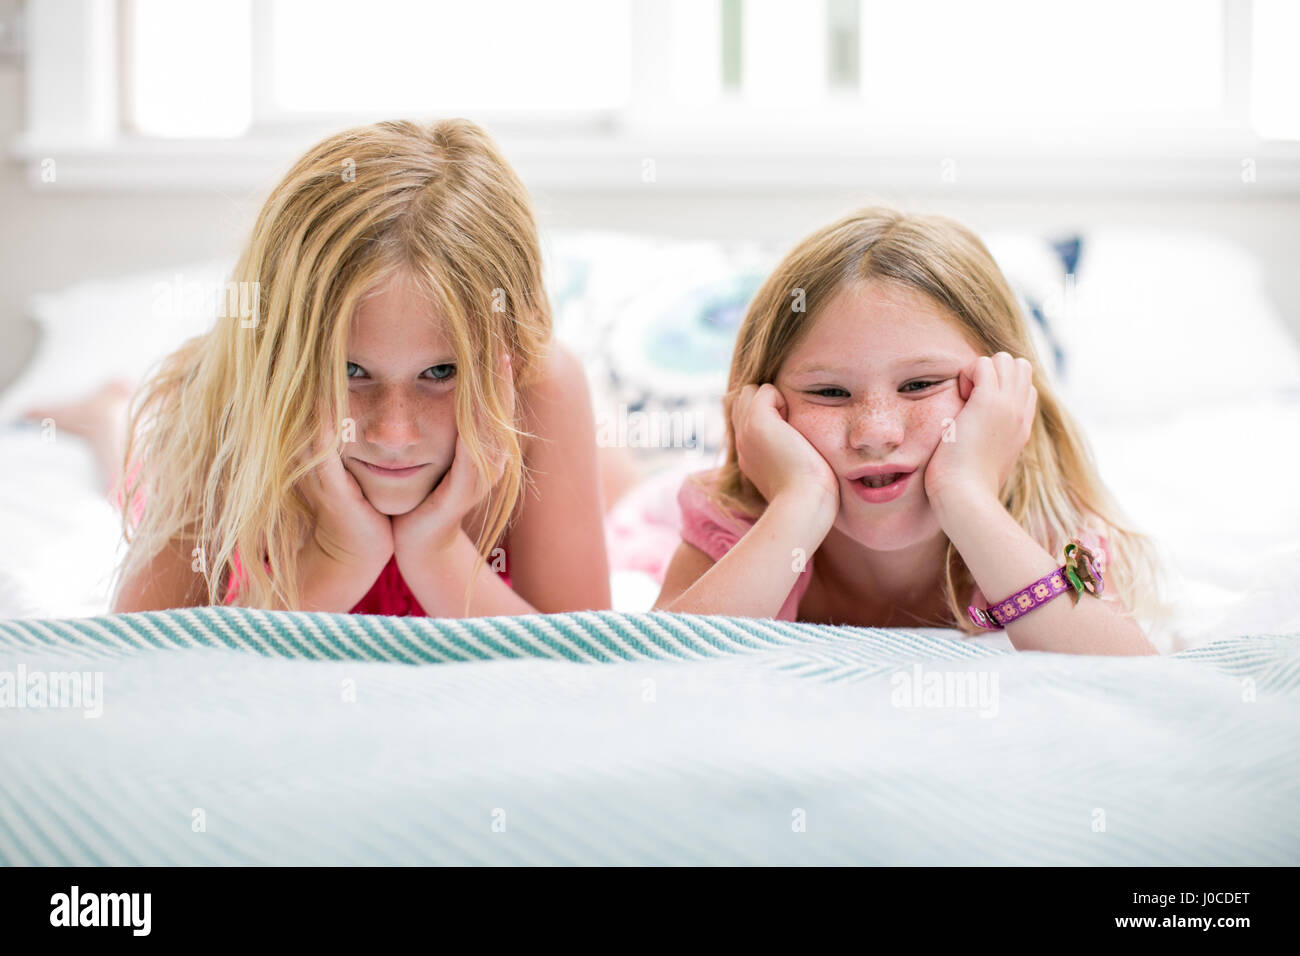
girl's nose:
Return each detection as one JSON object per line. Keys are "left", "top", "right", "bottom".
{"left": 847, "top": 398, "right": 905, "bottom": 452}
{"left": 363, "top": 389, "right": 422, "bottom": 449}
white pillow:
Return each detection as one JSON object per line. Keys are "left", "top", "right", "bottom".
{"left": 982, "top": 230, "right": 1075, "bottom": 390}
{"left": 0, "top": 260, "right": 233, "bottom": 423}
{"left": 1053, "top": 229, "right": 1300, "bottom": 422}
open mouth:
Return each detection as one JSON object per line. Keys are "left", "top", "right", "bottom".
{"left": 849, "top": 469, "right": 915, "bottom": 504}
{"left": 859, "top": 473, "right": 907, "bottom": 489}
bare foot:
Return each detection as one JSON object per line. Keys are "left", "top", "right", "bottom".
{"left": 22, "top": 378, "right": 134, "bottom": 439}
{"left": 23, "top": 378, "right": 135, "bottom": 496}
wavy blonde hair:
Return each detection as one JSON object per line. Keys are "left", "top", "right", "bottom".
{"left": 706, "top": 205, "right": 1168, "bottom": 634}
{"left": 113, "top": 118, "right": 551, "bottom": 611}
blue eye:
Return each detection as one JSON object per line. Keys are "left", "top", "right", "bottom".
{"left": 346, "top": 362, "right": 456, "bottom": 381}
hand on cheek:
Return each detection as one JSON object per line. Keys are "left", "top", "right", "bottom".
{"left": 732, "top": 383, "right": 839, "bottom": 523}
{"left": 922, "top": 352, "right": 1036, "bottom": 515}
{"left": 394, "top": 433, "right": 505, "bottom": 553}
{"left": 300, "top": 404, "right": 395, "bottom": 576}
{"left": 391, "top": 351, "right": 513, "bottom": 570}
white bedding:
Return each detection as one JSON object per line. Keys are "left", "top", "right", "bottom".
{"left": 0, "top": 425, "right": 123, "bottom": 618}
{"left": 1076, "top": 389, "right": 1300, "bottom": 647}
{"left": 3, "top": 608, "right": 1295, "bottom": 865}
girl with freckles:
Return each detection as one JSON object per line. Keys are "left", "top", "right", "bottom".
{"left": 110, "top": 119, "right": 610, "bottom": 616}
{"left": 655, "top": 207, "right": 1163, "bottom": 655}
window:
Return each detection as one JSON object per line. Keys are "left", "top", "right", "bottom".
{"left": 19, "top": 0, "right": 1300, "bottom": 190}
{"left": 119, "top": 0, "right": 1287, "bottom": 138}
{"left": 856, "top": 0, "right": 1223, "bottom": 120}
{"left": 647, "top": 0, "right": 1231, "bottom": 124}
{"left": 126, "top": 0, "right": 633, "bottom": 138}
{"left": 127, "top": 0, "right": 251, "bottom": 137}
{"left": 1250, "top": 0, "right": 1300, "bottom": 140}
{"left": 268, "top": 0, "right": 631, "bottom": 115}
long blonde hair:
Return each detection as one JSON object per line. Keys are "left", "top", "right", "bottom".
{"left": 113, "top": 118, "right": 551, "bottom": 610}
{"left": 707, "top": 205, "right": 1167, "bottom": 634}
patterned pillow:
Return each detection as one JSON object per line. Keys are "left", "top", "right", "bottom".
{"left": 545, "top": 232, "right": 780, "bottom": 468}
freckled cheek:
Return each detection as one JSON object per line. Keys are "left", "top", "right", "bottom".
{"left": 914, "top": 396, "right": 964, "bottom": 456}
{"left": 422, "top": 402, "right": 460, "bottom": 469}
{"left": 784, "top": 404, "right": 848, "bottom": 460}
{"left": 429, "top": 407, "right": 458, "bottom": 467}
{"left": 788, "top": 401, "right": 959, "bottom": 454}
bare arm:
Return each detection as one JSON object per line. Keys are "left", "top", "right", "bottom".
{"left": 112, "top": 533, "right": 385, "bottom": 613}
{"left": 653, "top": 491, "right": 830, "bottom": 618}
{"left": 499, "top": 342, "right": 611, "bottom": 612}
{"left": 276, "top": 537, "right": 390, "bottom": 613}
{"left": 654, "top": 380, "right": 839, "bottom": 619}
{"left": 111, "top": 537, "right": 209, "bottom": 612}
{"left": 401, "top": 527, "right": 540, "bottom": 617}
{"left": 936, "top": 489, "right": 1157, "bottom": 655}
{"left": 925, "top": 353, "right": 1156, "bottom": 655}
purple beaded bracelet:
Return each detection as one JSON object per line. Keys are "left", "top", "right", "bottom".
{"left": 967, "top": 540, "right": 1105, "bottom": 630}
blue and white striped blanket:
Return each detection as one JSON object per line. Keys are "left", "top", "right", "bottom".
{"left": 1, "top": 608, "right": 1296, "bottom": 865}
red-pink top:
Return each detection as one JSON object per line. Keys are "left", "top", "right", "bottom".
{"left": 675, "top": 472, "right": 1110, "bottom": 625}
{"left": 222, "top": 548, "right": 511, "bottom": 616}
{"left": 116, "top": 465, "right": 509, "bottom": 616}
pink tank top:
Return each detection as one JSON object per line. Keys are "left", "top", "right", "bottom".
{"left": 675, "top": 471, "right": 1111, "bottom": 625}
{"left": 676, "top": 476, "right": 811, "bottom": 622}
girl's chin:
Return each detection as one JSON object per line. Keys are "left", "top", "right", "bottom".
{"left": 358, "top": 484, "right": 437, "bottom": 517}
{"left": 832, "top": 507, "right": 936, "bottom": 549}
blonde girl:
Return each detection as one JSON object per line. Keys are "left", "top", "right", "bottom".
{"left": 655, "top": 206, "right": 1164, "bottom": 655}
{"left": 111, "top": 118, "right": 610, "bottom": 616}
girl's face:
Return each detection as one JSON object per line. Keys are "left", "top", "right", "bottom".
{"left": 775, "top": 279, "right": 979, "bottom": 550}
{"left": 340, "top": 271, "right": 460, "bottom": 516}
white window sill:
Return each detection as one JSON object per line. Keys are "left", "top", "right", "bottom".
{"left": 11, "top": 128, "right": 1300, "bottom": 194}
